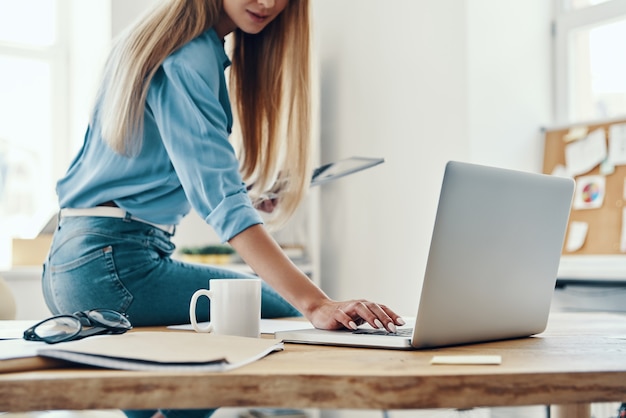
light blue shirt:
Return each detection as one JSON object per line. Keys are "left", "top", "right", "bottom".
{"left": 57, "top": 29, "right": 263, "bottom": 242}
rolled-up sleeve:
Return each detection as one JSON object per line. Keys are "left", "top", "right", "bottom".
{"left": 207, "top": 192, "right": 262, "bottom": 241}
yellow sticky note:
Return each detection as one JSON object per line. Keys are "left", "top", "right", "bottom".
{"left": 430, "top": 355, "right": 502, "bottom": 365}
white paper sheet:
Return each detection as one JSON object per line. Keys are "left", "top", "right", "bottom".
{"left": 621, "top": 208, "right": 626, "bottom": 253}
{"left": 0, "top": 339, "right": 46, "bottom": 360}
{"left": 609, "top": 123, "right": 626, "bottom": 166}
{"left": 572, "top": 175, "right": 606, "bottom": 210}
{"left": 565, "top": 129, "right": 607, "bottom": 176}
{"left": 0, "top": 320, "right": 38, "bottom": 340}
{"left": 168, "top": 319, "right": 315, "bottom": 334}
{"left": 566, "top": 221, "right": 589, "bottom": 253}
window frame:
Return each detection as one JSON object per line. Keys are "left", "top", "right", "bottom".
{"left": 553, "top": 0, "right": 626, "bottom": 123}
{"left": 0, "top": 0, "right": 71, "bottom": 268}
{"left": 0, "top": 0, "right": 71, "bottom": 185}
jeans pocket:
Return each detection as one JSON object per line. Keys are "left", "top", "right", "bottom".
{"left": 49, "top": 245, "right": 133, "bottom": 314}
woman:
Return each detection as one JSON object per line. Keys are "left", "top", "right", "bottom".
{"left": 43, "top": 1, "right": 404, "bottom": 416}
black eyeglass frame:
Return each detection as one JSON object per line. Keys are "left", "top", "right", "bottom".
{"left": 23, "top": 309, "right": 132, "bottom": 344}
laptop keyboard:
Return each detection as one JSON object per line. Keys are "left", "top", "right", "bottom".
{"left": 353, "top": 328, "right": 413, "bottom": 337}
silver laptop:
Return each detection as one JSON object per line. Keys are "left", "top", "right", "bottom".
{"left": 276, "top": 161, "right": 575, "bottom": 349}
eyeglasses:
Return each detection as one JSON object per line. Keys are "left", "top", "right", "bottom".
{"left": 23, "top": 309, "right": 132, "bottom": 344}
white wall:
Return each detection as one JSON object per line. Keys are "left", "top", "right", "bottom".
{"left": 110, "top": 0, "right": 157, "bottom": 37}
{"left": 467, "top": 0, "right": 553, "bottom": 172}
{"left": 312, "top": 1, "right": 553, "bottom": 316}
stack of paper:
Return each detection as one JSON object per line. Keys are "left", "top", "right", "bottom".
{"left": 37, "top": 331, "right": 284, "bottom": 372}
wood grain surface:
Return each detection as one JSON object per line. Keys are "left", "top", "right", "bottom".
{"left": 0, "top": 312, "right": 624, "bottom": 414}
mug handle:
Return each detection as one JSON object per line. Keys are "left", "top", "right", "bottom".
{"left": 189, "top": 289, "right": 214, "bottom": 333}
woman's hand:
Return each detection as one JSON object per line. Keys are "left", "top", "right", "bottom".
{"left": 247, "top": 182, "right": 282, "bottom": 213}
{"left": 253, "top": 194, "right": 279, "bottom": 213}
{"left": 306, "top": 299, "right": 405, "bottom": 333}
{"left": 228, "top": 225, "right": 404, "bottom": 333}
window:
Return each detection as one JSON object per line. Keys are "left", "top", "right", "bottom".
{"left": 0, "top": 1, "right": 149, "bottom": 269}
{"left": 565, "top": 0, "right": 612, "bottom": 10}
{"left": 554, "top": 0, "right": 626, "bottom": 123}
{"left": 0, "top": 0, "right": 69, "bottom": 268}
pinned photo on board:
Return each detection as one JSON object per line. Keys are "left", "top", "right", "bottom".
{"left": 573, "top": 175, "right": 606, "bottom": 210}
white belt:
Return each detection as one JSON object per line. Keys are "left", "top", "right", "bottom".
{"left": 59, "top": 207, "right": 176, "bottom": 234}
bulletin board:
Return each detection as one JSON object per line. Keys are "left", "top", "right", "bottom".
{"left": 543, "top": 118, "right": 626, "bottom": 255}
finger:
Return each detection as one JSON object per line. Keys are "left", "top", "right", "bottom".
{"left": 335, "top": 300, "right": 379, "bottom": 330}
{"left": 379, "top": 305, "right": 406, "bottom": 326}
{"left": 371, "top": 304, "right": 397, "bottom": 332}
{"left": 351, "top": 301, "right": 397, "bottom": 333}
{"left": 334, "top": 308, "right": 358, "bottom": 330}
{"left": 370, "top": 303, "right": 403, "bottom": 331}
{"left": 259, "top": 200, "right": 275, "bottom": 213}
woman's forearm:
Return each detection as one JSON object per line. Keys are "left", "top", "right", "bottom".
{"left": 228, "top": 223, "right": 329, "bottom": 318}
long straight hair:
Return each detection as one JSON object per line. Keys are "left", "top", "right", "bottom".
{"left": 96, "top": 0, "right": 312, "bottom": 226}
{"left": 230, "top": 0, "right": 312, "bottom": 225}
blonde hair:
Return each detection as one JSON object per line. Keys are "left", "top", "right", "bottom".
{"left": 96, "top": 0, "right": 312, "bottom": 226}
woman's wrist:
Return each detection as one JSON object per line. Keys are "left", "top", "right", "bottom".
{"left": 297, "top": 289, "right": 331, "bottom": 319}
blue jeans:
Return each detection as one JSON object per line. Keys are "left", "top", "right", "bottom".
{"left": 42, "top": 215, "right": 300, "bottom": 418}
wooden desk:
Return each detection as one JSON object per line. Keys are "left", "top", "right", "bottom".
{"left": 1, "top": 312, "right": 625, "bottom": 417}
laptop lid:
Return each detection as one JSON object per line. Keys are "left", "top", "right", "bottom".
{"left": 410, "top": 161, "right": 574, "bottom": 348}
{"left": 276, "top": 161, "right": 575, "bottom": 350}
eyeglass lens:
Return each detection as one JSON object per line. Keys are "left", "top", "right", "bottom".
{"left": 86, "top": 309, "right": 131, "bottom": 329}
{"left": 34, "top": 316, "right": 82, "bottom": 344}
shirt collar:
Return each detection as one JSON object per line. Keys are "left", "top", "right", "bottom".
{"left": 207, "top": 28, "right": 231, "bottom": 70}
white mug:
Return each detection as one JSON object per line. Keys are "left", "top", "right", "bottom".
{"left": 189, "top": 278, "right": 262, "bottom": 338}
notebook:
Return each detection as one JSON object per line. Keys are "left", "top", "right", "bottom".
{"left": 276, "top": 161, "right": 575, "bottom": 349}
